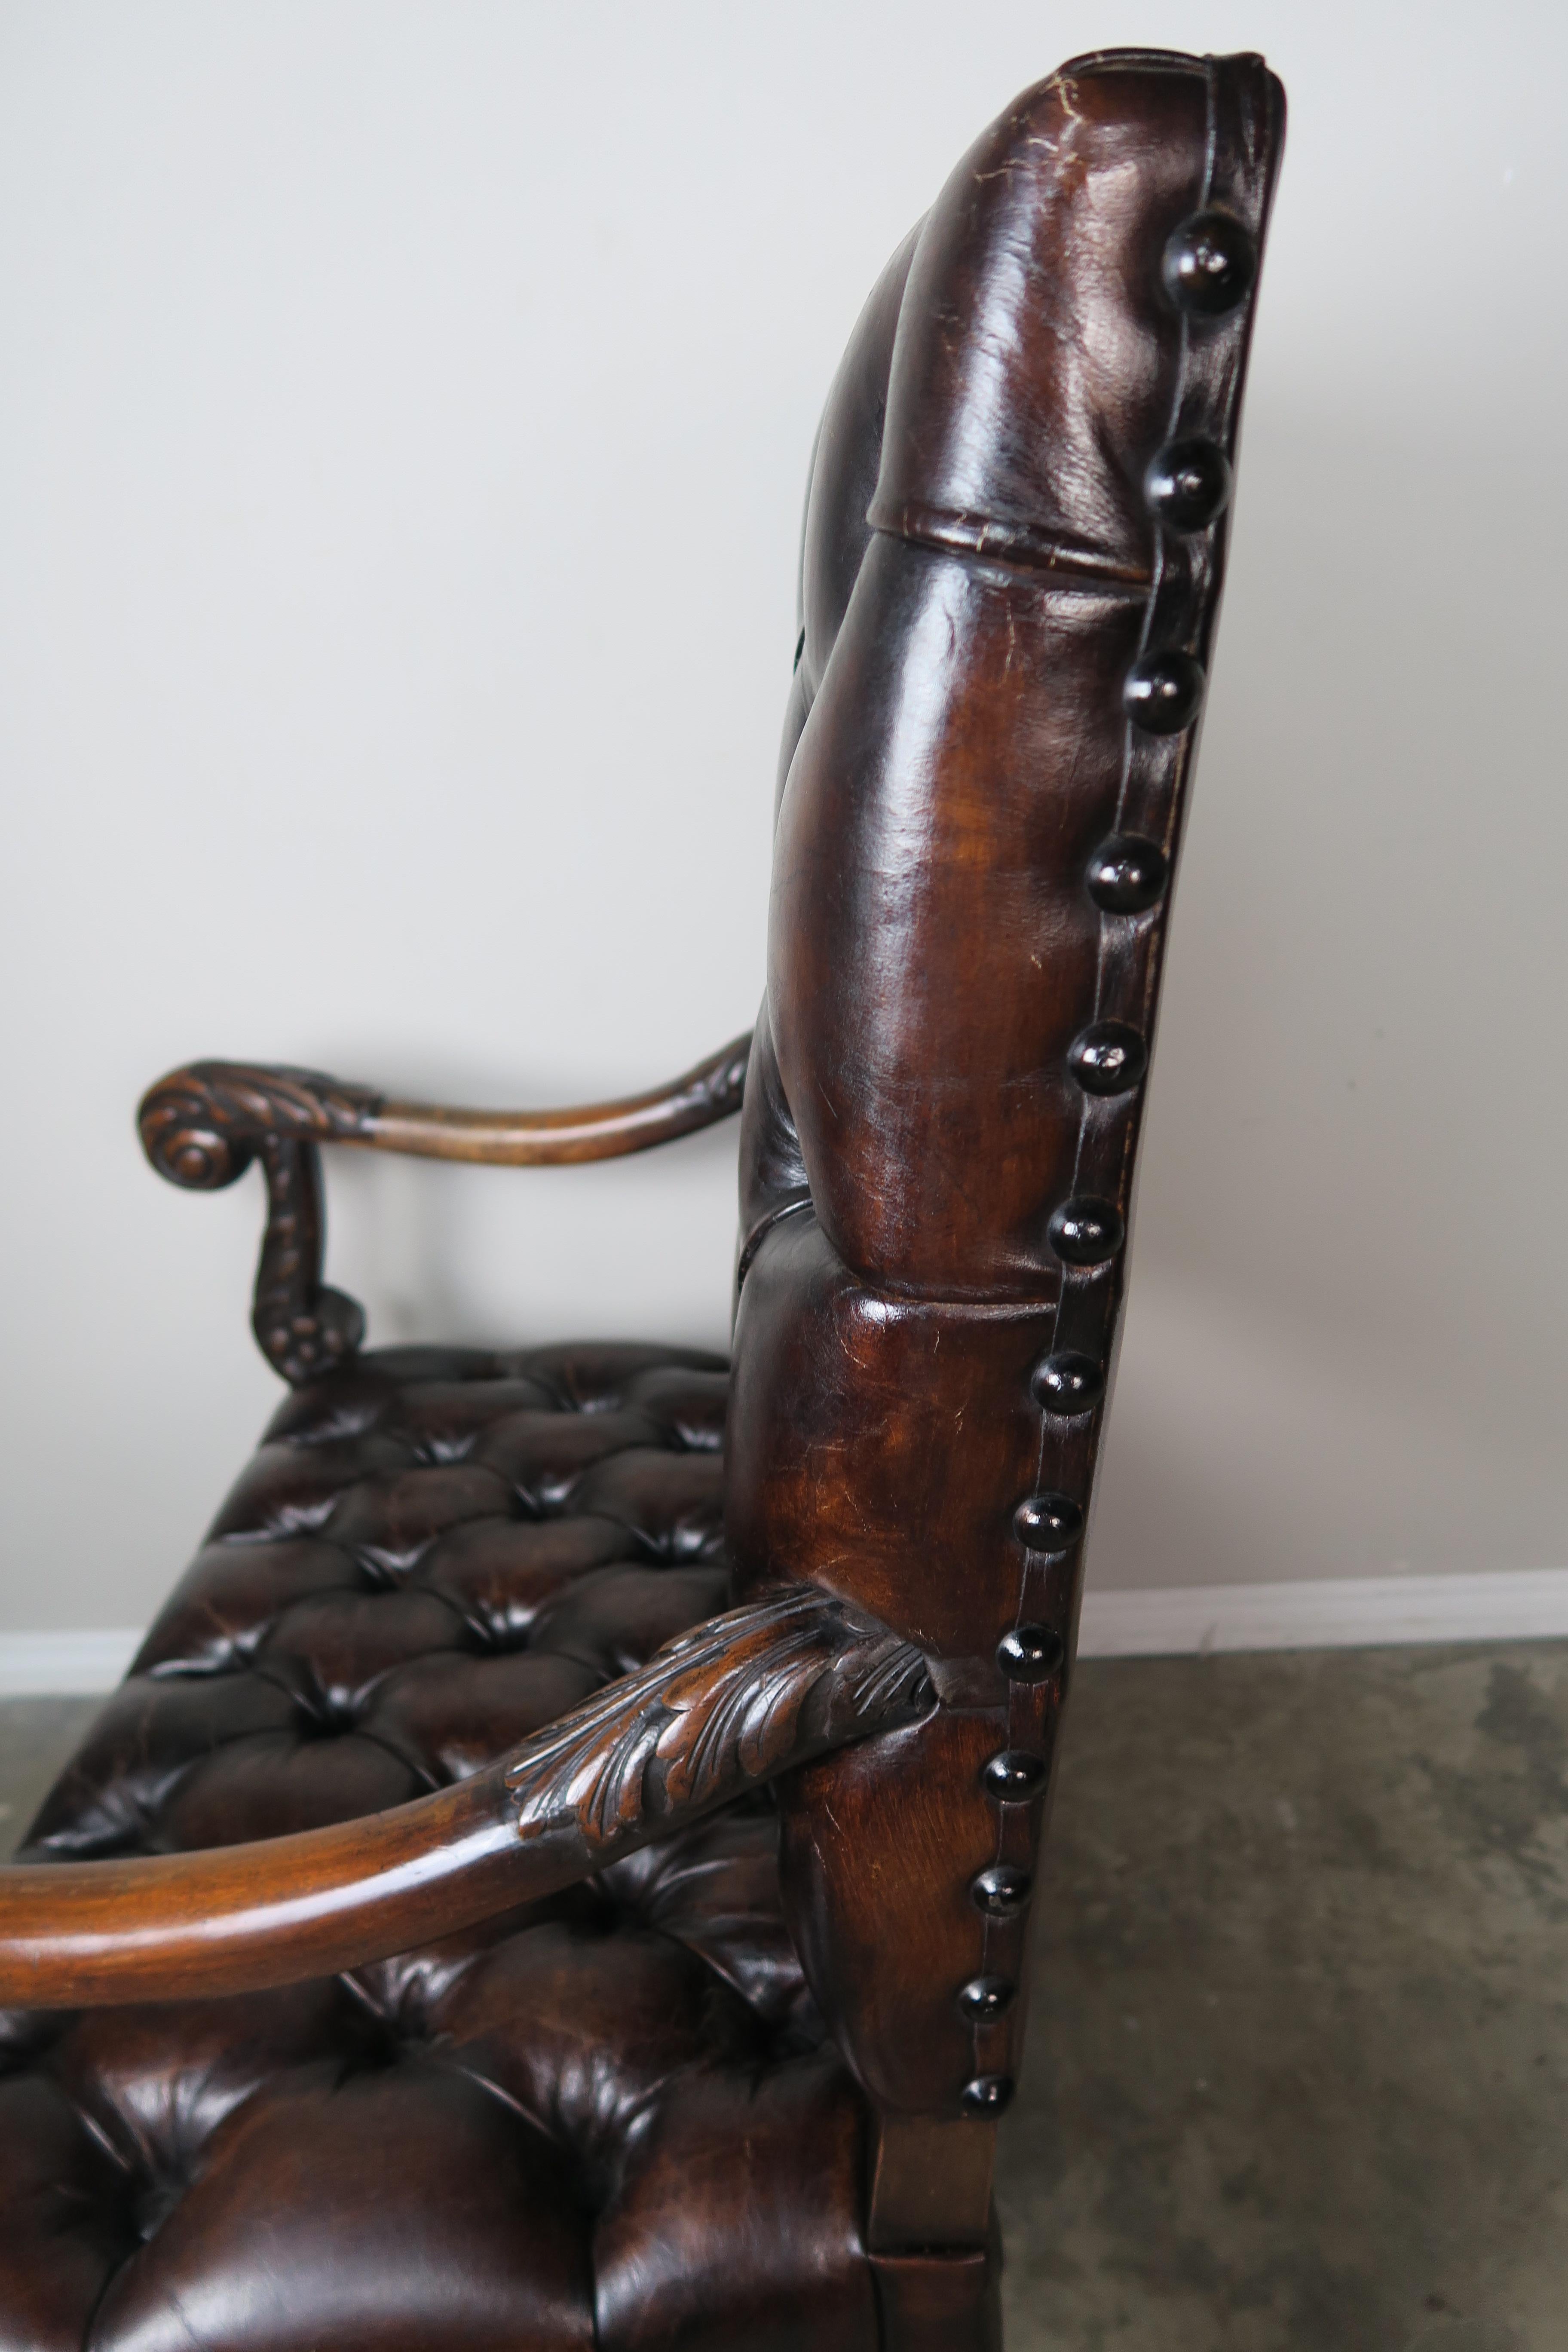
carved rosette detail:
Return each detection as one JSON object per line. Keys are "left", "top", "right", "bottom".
{"left": 505, "top": 1586, "right": 933, "bottom": 1853}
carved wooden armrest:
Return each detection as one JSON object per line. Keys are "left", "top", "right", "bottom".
{"left": 137, "top": 1033, "right": 752, "bottom": 1384}
{"left": 0, "top": 1587, "right": 930, "bottom": 2010}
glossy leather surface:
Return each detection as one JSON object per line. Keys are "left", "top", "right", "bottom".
{"left": 0, "top": 1346, "right": 876, "bottom": 2351}
{"left": 759, "top": 51, "right": 1280, "bottom": 1297}
{"left": 730, "top": 47, "right": 1282, "bottom": 2117}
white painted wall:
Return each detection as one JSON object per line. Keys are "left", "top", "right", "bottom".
{"left": 1, "top": 0, "right": 1564, "bottom": 1640}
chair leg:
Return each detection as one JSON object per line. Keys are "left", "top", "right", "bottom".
{"left": 867, "top": 2116, "right": 1002, "bottom": 2350}
{"left": 868, "top": 2114, "right": 994, "bottom": 2248}
{"left": 869, "top": 2242, "right": 1002, "bottom": 2351}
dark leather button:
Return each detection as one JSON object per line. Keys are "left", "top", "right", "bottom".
{"left": 1145, "top": 435, "right": 1232, "bottom": 531}
{"left": 1030, "top": 1351, "right": 1105, "bottom": 1414}
{"left": 1086, "top": 834, "right": 1168, "bottom": 914}
{"left": 981, "top": 1749, "right": 1047, "bottom": 1800}
{"left": 1013, "top": 1494, "right": 1083, "bottom": 1553}
{"left": 1161, "top": 208, "right": 1257, "bottom": 315}
{"left": 971, "top": 1865, "right": 1032, "bottom": 1917}
{"left": 961, "top": 2073, "right": 1017, "bottom": 2114}
{"left": 997, "top": 1624, "right": 1066, "bottom": 1681}
{"left": 1124, "top": 649, "right": 1205, "bottom": 734}
{"left": 1047, "top": 1196, "right": 1124, "bottom": 1266}
{"left": 1068, "top": 1021, "right": 1148, "bottom": 1097}
{"left": 957, "top": 1973, "right": 1016, "bottom": 2021}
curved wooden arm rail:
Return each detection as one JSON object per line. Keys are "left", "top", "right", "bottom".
{"left": 0, "top": 1587, "right": 930, "bottom": 2011}
{"left": 137, "top": 1032, "right": 752, "bottom": 1384}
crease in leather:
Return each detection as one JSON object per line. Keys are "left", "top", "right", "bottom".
{"left": 866, "top": 496, "right": 1152, "bottom": 587}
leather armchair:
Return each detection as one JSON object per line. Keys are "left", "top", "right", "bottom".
{"left": 0, "top": 47, "right": 1284, "bottom": 2352}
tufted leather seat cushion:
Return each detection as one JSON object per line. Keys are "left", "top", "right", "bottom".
{"left": 0, "top": 1343, "right": 879, "bottom": 2352}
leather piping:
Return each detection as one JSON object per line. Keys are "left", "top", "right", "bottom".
{"left": 735, "top": 1190, "right": 815, "bottom": 1291}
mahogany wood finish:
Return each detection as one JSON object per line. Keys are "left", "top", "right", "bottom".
{"left": 868, "top": 2116, "right": 997, "bottom": 2251}
{"left": 0, "top": 1588, "right": 927, "bottom": 2009}
{"left": 138, "top": 1033, "right": 752, "bottom": 1381}
{"left": 0, "top": 49, "right": 1283, "bottom": 2352}
{"left": 140, "top": 1037, "right": 754, "bottom": 1178}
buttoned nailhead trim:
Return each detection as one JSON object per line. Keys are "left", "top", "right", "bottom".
{"left": 1085, "top": 835, "right": 1168, "bottom": 914}
{"left": 1030, "top": 1351, "right": 1105, "bottom": 1414}
{"left": 957, "top": 1973, "right": 1017, "bottom": 2021}
{"left": 1161, "top": 207, "right": 1257, "bottom": 317}
{"left": 981, "top": 1749, "right": 1048, "bottom": 1800}
{"left": 971, "top": 1864, "right": 1032, "bottom": 1917}
{"left": 961, "top": 2072, "right": 1017, "bottom": 2115}
{"left": 1144, "top": 435, "right": 1233, "bottom": 531}
{"left": 1013, "top": 1494, "right": 1084, "bottom": 1555}
{"left": 996, "top": 1624, "right": 1067, "bottom": 1682}
{"left": 1047, "top": 1197, "right": 1125, "bottom": 1268}
{"left": 1124, "top": 649, "right": 1206, "bottom": 735}
{"left": 1067, "top": 1021, "right": 1148, "bottom": 1098}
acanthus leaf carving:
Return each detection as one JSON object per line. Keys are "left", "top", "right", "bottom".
{"left": 504, "top": 1586, "right": 933, "bottom": 1856}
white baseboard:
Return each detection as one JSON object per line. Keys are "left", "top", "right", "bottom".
{"left": 1078, "top": 1568, "right": 1568, "bottom": 1659}
{"left": 1, "top": 1573, "right": 1567, "bottom": 1694}
{"left": 0, "top": 1628, "right": 143, "bottom": 1697}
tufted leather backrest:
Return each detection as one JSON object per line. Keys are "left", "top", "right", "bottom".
{"left": 727, "top": 51, "right": 1284, "bottom": 2122}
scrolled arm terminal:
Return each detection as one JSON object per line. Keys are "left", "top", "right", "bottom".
{"left": 138, "top": 1062, "right": 385, "bottom": 1193}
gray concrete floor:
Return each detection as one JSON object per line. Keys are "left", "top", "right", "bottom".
{"left": 5, "top": 1645, "right": 1565, "bottom": 2351}
{"left": 998, "top": 1644, "right": 1568, "bottom": 2352}
{"left": 0, "top": 1694, "right": 97, "bottom": 1860}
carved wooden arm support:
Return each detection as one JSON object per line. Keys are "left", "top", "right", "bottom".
{"left": 0, "top": 1587, "right": 930, "bottom": 2010}
{"left": 137, "top": 1032, "right": 752, "bottom": 1384}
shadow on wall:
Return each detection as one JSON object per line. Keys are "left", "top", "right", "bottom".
{"left": 1091, "top": 406, "right": 1568, "bottom": 1594}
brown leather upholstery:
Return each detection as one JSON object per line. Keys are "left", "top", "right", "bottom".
{"left": 730, "top": 48, "right": 1283, "bottom": 2116}
{"left": 0, "top": 46, "right": 1283, "bottom": 2350}
{"left": 0, "top": 1345, "right": 879, "bottom": 2351}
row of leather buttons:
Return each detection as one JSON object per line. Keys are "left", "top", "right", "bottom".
{"left": 1052, "top": 809, "right": 1166, "bottom": 1265}
{"left": 958, "top": 1430, "right": 1095, "bottom": 2105}
{"left": 1121, "top": 208, "right": 1257, "bottom": 741}
{"left": 956, "top": 1685, "right": 1069, "bottom": 2110}
{"left": 1029, "top": 200, "right": 1260, "bottom": 1452}
{"left": 959, "top": 204, "right": 1258, "bottom": 2125}
{"left": 957, "top": 1746, "right": 1048, "bottom": 2113}
{"left": 1047, "top": 219, "right": 1258, "bottom": 1274}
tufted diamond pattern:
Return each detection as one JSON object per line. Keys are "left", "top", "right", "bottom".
{"left": 0, "top": 1344, "right": 879, "bottom": 2352}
